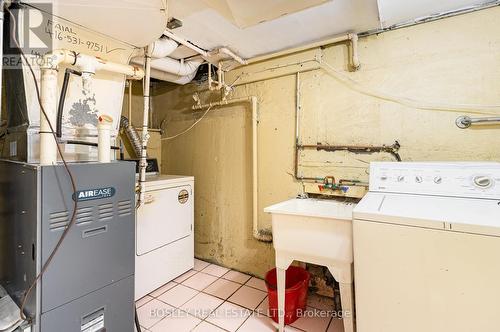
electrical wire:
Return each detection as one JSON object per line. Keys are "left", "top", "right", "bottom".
{"left": 5, "top": 7, "right": 78, "bottom": 322}
{"left": 318, "top": 59, "right": 500, "bottom": 115}
{"left": 160, "top": 105, "right": 213, "bottom": 141}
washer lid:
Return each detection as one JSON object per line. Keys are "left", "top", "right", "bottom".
{"left": 354, "top": 192, "right": 500, "bottom": 236}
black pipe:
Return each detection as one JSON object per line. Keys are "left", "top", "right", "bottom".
{"left": 56, "top": 69, "right": 82, "bottom": 138}
{"left": 64, "top": 140, "right": 119, "bottom": 150}
{"left": 119, "top": 140, "right": 125, "bottom": 160}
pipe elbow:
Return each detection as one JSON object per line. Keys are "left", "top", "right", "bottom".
{"left": 42, "top": 49, "right": 72, "bottom": 69}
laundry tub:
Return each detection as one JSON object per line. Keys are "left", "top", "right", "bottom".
{"left": 264, "top": 198, "right": 356, "bottom": 332}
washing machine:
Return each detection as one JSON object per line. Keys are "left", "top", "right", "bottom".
{"left": 353, "top": 162, "right": 500, "bottom": 332}
{"left": 135, "top": 174, "right": 194, "bottom": 300}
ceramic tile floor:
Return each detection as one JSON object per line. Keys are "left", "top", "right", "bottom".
{"left": 136, "top": 259, "right": 344, "bottom": 332}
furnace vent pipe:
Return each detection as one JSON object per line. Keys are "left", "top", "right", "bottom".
{"left": 97, "top": 115, "right": 113, "bottom": 163}
{"left": 39, "top": 49, "right": 144, "bottom": 165}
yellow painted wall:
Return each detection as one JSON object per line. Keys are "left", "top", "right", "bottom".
{"left": 152, "top": 7, "right": 500, "bottom": 277}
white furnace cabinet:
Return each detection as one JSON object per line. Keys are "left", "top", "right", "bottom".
{"left": 135, "top": 175, "right": 194, "bottom": 300}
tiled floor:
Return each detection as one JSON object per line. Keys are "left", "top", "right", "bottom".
{"left": 136, "top": 259, "right": 344, "bottom": 332}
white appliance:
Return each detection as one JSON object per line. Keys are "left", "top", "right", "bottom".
{"left": 264, "top": 198, "right": 356, "bottom": 332}
{"left": 135, "top": 175, "right": 194, "bottom": 300}
{"left": 353, "top": 162, "right": 500, "bottom": 332}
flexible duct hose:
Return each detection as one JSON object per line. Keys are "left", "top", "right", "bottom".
{"left": 120, "top": 116, "right": 142, "bottom": 158}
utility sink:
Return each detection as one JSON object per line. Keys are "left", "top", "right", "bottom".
{"left": 264, "top": 198, "right": 355, "bottom": 265}
{"left": 264, "top": 198, "right": 356, "bottom": 332}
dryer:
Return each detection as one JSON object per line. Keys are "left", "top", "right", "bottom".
{"left": 135, "top": 175, "right": 194, "bottom": 300}
{"left": 353, "top": 162, "right": 500, "bottom": 332}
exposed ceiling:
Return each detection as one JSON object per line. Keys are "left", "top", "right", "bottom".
{"left": 30, "top": 0, "right": 168, "bottom": 47}
{"left": 167, "top": 0, "right": 493, "bottom": 59}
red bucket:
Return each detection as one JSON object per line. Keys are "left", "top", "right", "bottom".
{"left": 265, "top": 267, "right": 310, "bottom": 325}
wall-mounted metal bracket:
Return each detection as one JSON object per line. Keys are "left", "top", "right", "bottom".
{"left": 456, "top": 115, "right": 500, "bottom": 129}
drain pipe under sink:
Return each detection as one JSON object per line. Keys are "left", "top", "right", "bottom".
{"left": 192, "top": 96, "right": 273, "bottom": 242}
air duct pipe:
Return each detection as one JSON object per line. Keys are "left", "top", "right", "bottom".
{"left": 149, "top": 37, "right": 178, "bottom": 58}
{"left": 120, "top": 116, "right": 142, "bottom": 157}
{"left": 149, "top": 69, "right": 198, "bottom": 85}
{"left": 133, "top": 37, "right": 178, "bottom": 59}
{"left": 39, "top": 49, "right": 144, "bottom": 165}
{"left": 134, "top": 56, "right": 203, "bottom": 77}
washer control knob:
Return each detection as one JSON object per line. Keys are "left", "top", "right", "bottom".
{"left": 474, "top": 175, "right": 492, "bottom": 188}
{"left": 397, "top": 175, "right": 405, "bottom": 182}
{"left": 434, "top": 176, "right": 442, "bottom": 184}
{"left": 415, "top": 176, "right": 423, "bottom": 183}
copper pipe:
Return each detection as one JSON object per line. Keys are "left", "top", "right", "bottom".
{"left": 293, "top": 141, "right": 402, "bottom": 183}
{"left": 299, "top": 141, "right": 402, "bottom": 161}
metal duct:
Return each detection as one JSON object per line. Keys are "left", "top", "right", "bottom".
{"left": 120, "top": 116, "right": 142, "bottom": 158}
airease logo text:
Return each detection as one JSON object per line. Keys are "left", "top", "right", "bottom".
{"left": 73, "top": 187, "right": 116, "bottom": 201}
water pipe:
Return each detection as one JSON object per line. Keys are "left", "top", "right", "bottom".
{"left": 137, "top": 45, "right": 152, "bottom": 208}
{"left": 39, "top": 49, "right": 144, "bottom": 165}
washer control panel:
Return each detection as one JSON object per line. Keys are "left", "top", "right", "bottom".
{"left": 370, "top": 162, "right": 500, "bottom": 199}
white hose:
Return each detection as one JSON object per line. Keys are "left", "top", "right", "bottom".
{"left": 318, "top": 60, "right": 500, "bottom": 115}
{"left": 161, "top": 106, "right": 213, "bottom": 141}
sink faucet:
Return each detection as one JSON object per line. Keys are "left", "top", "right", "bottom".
{"left": 297, "top": 183, "right": 309, "bottom": 199}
